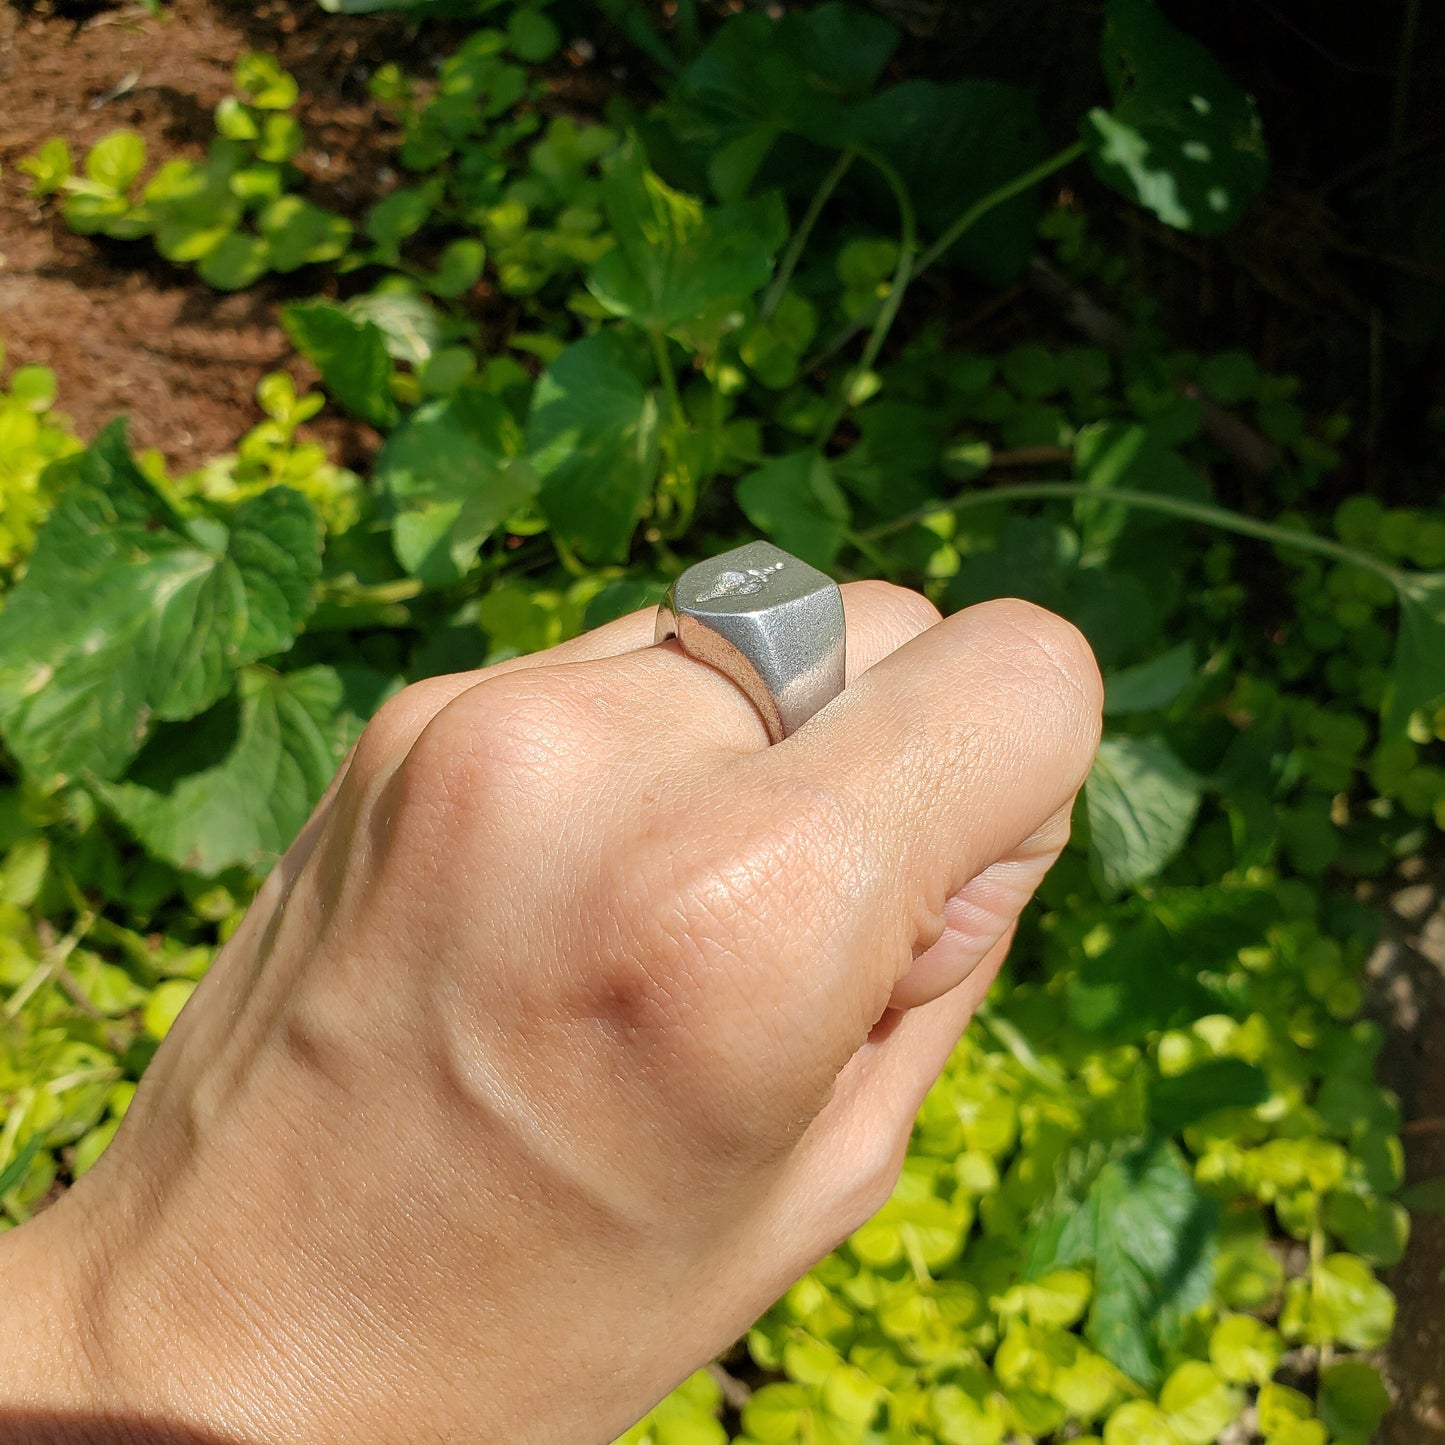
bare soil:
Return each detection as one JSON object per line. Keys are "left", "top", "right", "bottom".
{"left": 0, "top": 0, "right": 435, "bottom": 471}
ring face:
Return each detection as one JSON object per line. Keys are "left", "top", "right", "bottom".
{"left": 655, "top": 540, "right": 845, "bottom": 743}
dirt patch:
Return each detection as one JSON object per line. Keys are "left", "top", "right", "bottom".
{"left": 1370, "top": 864, "right": 1445, "bottom": 1442}
{"left": 0, "top": 0, "right": 440, "bottom": 472}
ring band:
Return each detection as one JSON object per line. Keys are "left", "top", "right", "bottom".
{"left": 654, "top": 541, "right": 846, "bottom": 743}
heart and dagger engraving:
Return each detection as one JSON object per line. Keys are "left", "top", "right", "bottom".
{"left": 695, "top": 559, "right": 786, "bottom": 603}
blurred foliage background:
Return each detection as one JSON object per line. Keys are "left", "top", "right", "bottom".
{"left": 1, "top": 0, "right": 1443, "bottom": 1440}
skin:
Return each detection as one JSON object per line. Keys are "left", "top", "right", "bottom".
{"left": 0, "top": 583, "right": 1101, "bottom": 1444}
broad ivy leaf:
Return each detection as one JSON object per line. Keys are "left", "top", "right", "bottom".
{"left": 1085, "top": 734, "right": 1202, "bottom": 891}
{"left": 833, "top": 401, "right": 948, "bottom": 518}
{"left": 526, "top": 334, "right": 660, "bottom": 564}
{"left": 736, "top": 450, "right": 850, "bottom": 570}
{"left": 1027, "top": 1138, "right": 1218, "bottom": 1387}
{"left": 1072, "top": 420, "right": 1210, "bottom": 569}
{"left": 587, "top": 140, "right": 786, "bottom": 345}
{"left": 376, "top": 395, "right": 534, "bottom": 586}
{"left": 97, "top": 666, "right": 350, "bottom": 876}
{"left": 0, "top": 422, "right": 322, "bottom": 788}
{"left": 283, "top": 300, "right": 398, "bottom": 430}
{"left": 945, "top": 517, "right": 1157, "bottom": 671}
{"left": 1385, "top": 569, "right": 1445, "bottom": 731}
{"left": 664, "top": 3, "right": 898, "bottom": 195}
{"left": 1148, "top": 1059, "right": 1268, "bottom": 1135}
{"left": 1084, "top": 0, "right": 1267, "bottom": 235}
{"left": 851, "top": 80, "right": 1047, "bottom": 283}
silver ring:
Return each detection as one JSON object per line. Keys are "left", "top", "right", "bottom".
{"left": 654, "top": 540, "right": 846, "bottom": 743}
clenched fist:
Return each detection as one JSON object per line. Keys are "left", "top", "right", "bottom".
{"left": 1, "top": 584, "right": 1100, "bottom": 1443}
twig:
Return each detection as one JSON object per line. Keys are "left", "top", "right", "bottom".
{"left": 1402, "top": 1116, "right": 1445, "bottom": 1136}
{"left": 707, "top": 1361, "right": 752, "bottom": 1412}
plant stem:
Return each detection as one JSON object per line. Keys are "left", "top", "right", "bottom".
{"left": 815, "top": 149, "right": 917, "bottom": 445}
{"left": 861, "top": 480, "right": 1406, "bottom": 589}
{"left": 975, "top": 1002, "right": 1072, "bottom": 1095}
{"left": 648, "top": 327, "right": 685, "bottom": 426}
{"left": 761, "top": 149, "right": 856, "bottom": 322}
{"left": 807, "top": 139, "right": 1086, "bottom": 370}
{"left": 915, "top": 140, "right": 1086, "bottom": 277}
{"left": 4, "top": 913, "right": 93, "bottom": 1019}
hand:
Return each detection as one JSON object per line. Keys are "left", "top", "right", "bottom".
{"left": 2, "top": 584, "right": 1101, "bottom": 1443}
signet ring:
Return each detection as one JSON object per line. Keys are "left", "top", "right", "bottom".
{"left": 654, "top": 540, "right": 846, "bottom": 744}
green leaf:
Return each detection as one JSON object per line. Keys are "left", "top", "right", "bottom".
{"left": 944, "top": 517, "right": 1158, "bottom": 671}
{"left": 1103, "top": 1400, "right": 1176, "bottom": 1445}
{"left": 1385, "top": 569, "right": 1445, "bottom": 731}
{"left": 97, "top": 666, "right": 351, "bottom": 877}
{"left": 84, "top": 131, "right": 146, "bottom": 194}
{"left": 852, "top": 80, "right": 1048, "bottom": 283}
{"left": 234, "top": 52, "right": 299, "bottom": 110}
{"left": 665, "top": 4, "right": 898, "bottom": 194}
{"left": 1322, "top": 1190, "right": 1409, "bottom": 1266}
{"left": 736, "top": 451, "right": 850, "bottom": 570}
{"left": 1103, "top": 644, "right": 1194, "bottom": 715}
{"left": 1198, "top": 350, "right": 1261, "bottom": 405}
{"left": 426, "top": 237, "right": 486, "bottom": 298}
{"left": 1318, "top": 1361, "right": 1392, "bottom": 1442}
{"left": 1084, "top": 0, "right": 1268, "bottom": 235}
{"left": 0, "top": 423, "right": 322, "bottom": 787}
{"left": 364, "top": 183, "right": 440, "bottom": 254}
{"left": 1208, "top": 1313, "right": 1283, "bottom": 1387}
{"left": 507, "top": 6, "right": 560, "bottom": 62}
{"left": 344, "top": 290, "right": 444, "bottom": 368}
{"left": 1398, "top": 1175, "right": 1445, "bottom": 1213}
{"left": 214, "top": 96, "right": 260, "bottom": 142}
{"left": 283, "top": 301, "right": 399, "bottom": 430}
{"left": 1158, "top": 1361, "right": 1242, "bottom": 1445}
{"left": 1279, "top": 1254, "right": 1395, "bottom": 1350}
{"left": 19, "top": 137, "right": 74, "bottom": 197}
{"left": 376, "top": 395, "right": 535, "bottom": 586}
{"left": 1027, "top": 1138, "right": 1218, "bottom": 1387}
{"left": 142, "top": 978, "right": 197, "bottom": 1039}
{"left": 0, "top": 1139, "right": 42, "bottom": 1198}
{"left": 526, "top": 334, "right": 660, "bottom": 563}
{"left": 588, "top": 139, "right": 785, "bottom": 344}
{"left": 196, "top": 231, "right": 270, "bottom": 291}
{"left": 257, "top": 196, "right": 353, "bottom": 272}
{"left": 1148, "top": 1059, "right": 1269, "bottom": 1134}
{"left": 1085, "top": 735, "right": 1203, "bottom": 891}
{"left": 1256, "top": 1382, "right": 1323, "bottom": 1445}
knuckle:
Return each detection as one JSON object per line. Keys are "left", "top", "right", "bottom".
{"left": 349, "top": 678, "right": 459, "bottom": 776}
{"left": 403, "top": 671, "right": 599, "bottom": 808}
{"left": 846, "top": 579, "right": 942, "bottom": 643}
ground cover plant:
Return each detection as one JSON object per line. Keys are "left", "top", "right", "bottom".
{"left": 2, "top": 0, "right": 1442, "bottom": 1439}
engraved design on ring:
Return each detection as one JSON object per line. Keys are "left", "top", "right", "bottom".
{"left": 655, "top": 540, "right": 846, "bottom": 744}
